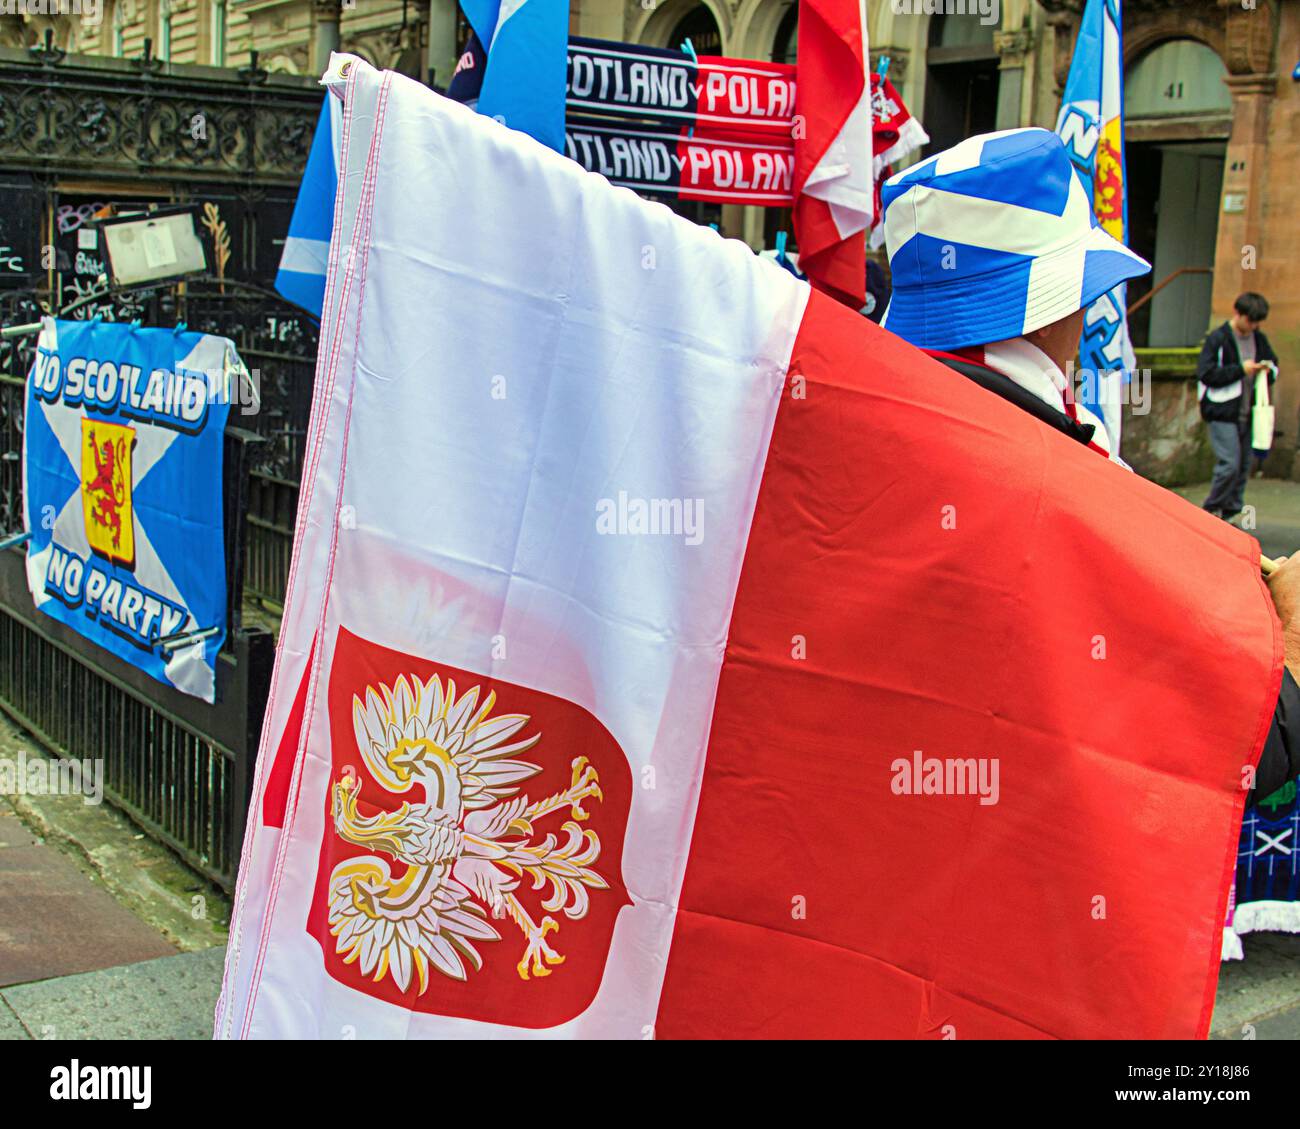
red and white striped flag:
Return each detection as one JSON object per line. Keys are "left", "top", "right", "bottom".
{"left": 792, "top": 0, "right": 872, "bottom": 308}
{"left": 217, "top": 56, "right": 1278, "bottom": 1040}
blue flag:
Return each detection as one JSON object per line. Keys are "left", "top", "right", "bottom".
{"left": 275, "top": 96, "right": 341, "bottom": 317}
{"left": 25, "top": 319, "right": 246, "bottom": 702}
{"left": 459, "top": 0, "right": 568, "bottom": 152}
{"left": 1055, "top": 0, "right": 1134, "bottom": 452}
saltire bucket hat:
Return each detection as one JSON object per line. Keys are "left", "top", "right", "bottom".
{"left": 880, "top": 127, "right": 1150, "bottom": 350}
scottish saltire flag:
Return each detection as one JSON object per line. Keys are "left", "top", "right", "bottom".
{"left": 219, "top": 56, "right": 1276, "bottom": 1039}
{"left": 460, "top": 0, "right": 567, "bottom": 152}
{"left": 1055, "top": 0, "right": 1134, "bottom": 451}
{"left": 24, "top": 319, "right": 246, "bottom": 702}
{"left": 275, "top": 96, "right": 342, "bottom": 317}
{"left": 1223, "top": 773, "right": 1300, "bottom": 959}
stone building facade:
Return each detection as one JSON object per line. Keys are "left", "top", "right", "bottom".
{"left": 3, "top": 0, "right": 1298, "bottom": 475}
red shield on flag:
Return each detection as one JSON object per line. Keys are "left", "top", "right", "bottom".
{"left": 306, "top": 627, "right": 632, "bottom": 1028}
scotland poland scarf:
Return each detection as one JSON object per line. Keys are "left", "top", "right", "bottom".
{"left": 217, "top": 56, "right": 1281, "bottom": 1040}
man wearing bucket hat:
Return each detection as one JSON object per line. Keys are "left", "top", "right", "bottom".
{"left": 880, "top": 126, "right": 1300, "bottom": 803}
{"left": 881, "top": 127, "right": 1144, "bottom": 463}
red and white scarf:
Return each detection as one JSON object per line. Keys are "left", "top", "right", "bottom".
{"left": 939, "top": 337, "right": 1126, "bottom": 466}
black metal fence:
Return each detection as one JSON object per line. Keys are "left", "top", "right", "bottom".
{"left": 0, "top": 46, "right": 324, "bottom": 889}
{"left": 0, "top": 566, "right": 271, "bottom": 888}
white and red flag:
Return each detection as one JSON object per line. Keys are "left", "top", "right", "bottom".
{"left": 869, "top": 72, "right": 929, "bottom": 251}
{"left": 792, "top": 0, "right": 872, "bottom": 308}
{"left": 217, "top": 56, "right": 1279, "bottom": 1039}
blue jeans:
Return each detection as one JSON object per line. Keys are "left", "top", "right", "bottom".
{"left": 1203, "top": 419, "right": 1250, "bottom": 516}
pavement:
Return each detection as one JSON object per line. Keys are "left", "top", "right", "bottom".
{"left": 0, "top": 810, "right": 174, "bottom": 988}
{"left": 0, "top": 707, "right": 230, "bottom": 1040}
{"left": 1173, "top": 477, "right": 1300, "bottom": 1039}
{"left": 0, "top": 483, "right": 1298, "bottom": 1039}
{"left": 0, "top": 948, "right": 225, "bottom": 1040}
{"left": 1172, "top": 476, "right": 1300, "bottom": 560}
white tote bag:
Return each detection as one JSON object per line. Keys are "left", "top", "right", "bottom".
{"left": 1252, "top": 365, "right": 1277, "bottom": 452}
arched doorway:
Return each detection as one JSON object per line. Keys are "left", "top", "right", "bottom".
{"left": 922, "top": 13, "right": 999, "bottom": 156}
{"left": 761, "top": 4, "right": 798, "bottom": 249}
{"left": 668, "top": 3, "right": 723, "bottom": 56}
{"left": 660, "top": 4, "right": 725, "bottom": 229}
{"left": 772, "top": 3, "right": 797, "bottom": 67}
{"left": 1123, "top": 39, "right": 1232, "bottom": 347}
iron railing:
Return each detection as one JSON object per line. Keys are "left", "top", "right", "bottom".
{"left": 0, "top": 551, "right": 271, "bottom": 889}
{"left": 0, "top": 49, "right": 322, "bottom": 889}
{"left": 0, "top": 44, "right": 319, "bottom": 186}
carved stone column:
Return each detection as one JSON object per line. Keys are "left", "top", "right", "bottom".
{"left": 1037, "top": 0, "right": 1084, "bottom": 97}
{"left": 1206, "top": 0, "right": 1281, "bottom": 465}
{"left": 313, "top": 0, "right": 344, "bottom": 76}
{"left": 993, "top": 25, "right": 1034, "bottom": 130}
{"left": 427, "top": 0, "right": 460, "bottom": 89}
{"left": 1209, "top": 0, "right": 1276, "bottom": 319}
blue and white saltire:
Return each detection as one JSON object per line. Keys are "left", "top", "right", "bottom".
{"left": 274, "top": 95, "right": 343, "bottom": 317}
{"left": 459, "top": 0, "right": 568, "bottom": 152}
{"left": 881, "top": 128, "right": 1148, "bottom": 354}
{"left": 1055, "top": 0, "right": 1133, "bottom": 452}
{"left": 24, "top": 319, "right": 247, "bottom": 702}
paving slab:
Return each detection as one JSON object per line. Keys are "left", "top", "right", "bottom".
{"left": 1172, "top": 479, "right": 1300, "bottom": 558}
{"left": 0, "top": 946, "right": 225, "bottom": 1040}
{"left": 0, "top": 810, "right": 175, "bottom": 987}
{"left": 0, "top": 996, "right": 30, "bottom": 1040}
{"left": 1211, "top": 932, "right": 1300, "bottom": 1038}
{"left": 1249, "top": 1000, "right": 1300, "bottom": 1040}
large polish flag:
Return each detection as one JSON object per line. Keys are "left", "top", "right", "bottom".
{"left": 217, "top": 55, "right": 1279, "bottom": 1040}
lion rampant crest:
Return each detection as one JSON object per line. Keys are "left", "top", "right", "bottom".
{"left": 327, "top": 673, "right": 608, "bottom": 993}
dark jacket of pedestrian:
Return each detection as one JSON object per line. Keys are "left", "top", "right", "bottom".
{"left": 1197, "top": 321, "right": 1279, "bottom": 423}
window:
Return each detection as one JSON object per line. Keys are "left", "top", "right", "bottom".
{"left": 1126, "top": 39, "right": 1232, "bottom": 119}
{"left": 159, "top": 0, "right": 172, "bottom": 60}
{"left": 110, "top": 0, "right": 126, "bottom": 57}
{"left": 922, "top": 12, "right": 1000, "bottom": 156}
{"left": 212, "top": 0, "right": 228, "bottom": 66}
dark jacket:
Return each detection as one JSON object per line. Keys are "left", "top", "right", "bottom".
{"left": 1197, "top": 321, "right": 1279, "bottom": 424}
{"left": 926, "top": 348, "right": 1300, "bottom": 807}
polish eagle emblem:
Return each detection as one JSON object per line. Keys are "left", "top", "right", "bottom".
{"left": 327, "top": 672, "right": 608, "bottom": 994}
